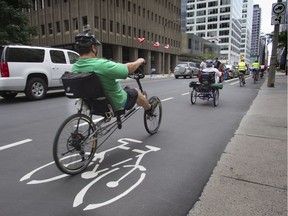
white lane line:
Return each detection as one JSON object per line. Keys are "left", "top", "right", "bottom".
{"left": 182, "top": 92, "right": 189, "bottom": 96}
{"left": 161, "top": 97, "right": 174, "bottom": 102}
{"left": 230, "top": 80, "right": 239, "bottom": 85}
{"left": 0, "top": 139, "right": 33, "bottom": 151}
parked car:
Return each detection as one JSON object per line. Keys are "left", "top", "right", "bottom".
{"left": 0, "top": 45, "right": 79, "bottom": 100}
{"left": 225, "top": 64, "right": 238, "bottom": 79}
{"left": 174, "top": 62, "right": 199, "bottom": 79}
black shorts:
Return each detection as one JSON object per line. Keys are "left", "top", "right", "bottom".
{"left": 123, "top": 88, "right": 138, "bottom": 110}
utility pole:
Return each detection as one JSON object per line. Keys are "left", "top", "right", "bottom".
{"left": 267, "top": 0, "right": 283, "bottom": 87}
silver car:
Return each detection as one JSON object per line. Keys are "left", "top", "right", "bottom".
{"left": 174, "top": 62, "right": 199, "bottom": 79}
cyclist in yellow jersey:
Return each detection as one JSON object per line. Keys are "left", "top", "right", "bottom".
{"left": 252, "top": 60, "right": 260, "bottom": 81}
{"left": 238, "top": 59, "right": 248, "bottom": 84}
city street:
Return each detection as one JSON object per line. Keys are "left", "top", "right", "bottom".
{"left": 0, "top": 76, "right": 264, "bottom": 216}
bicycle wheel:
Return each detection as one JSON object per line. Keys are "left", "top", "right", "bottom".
{"left": 213, "top": 89, "right": 219, "bottom": 107}
{"left": 190, "top": 88, "right": 197, "bottom": 104}
{"left": 53, "top": 113, "right": 97, "bottom": 175}
{"left": 144, "top": 96, "right": 162, "bottom": 135}
{"left": 239, "top": 75, "right": 244, "bottom": 87}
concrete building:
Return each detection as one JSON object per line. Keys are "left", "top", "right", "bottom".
{"left": 250, "top": 4, "right": 261, "bottom": 63}
{"left": 28, "top": 0, "right": 182, "bottom": 75}
{"left": 179, "top": 32, "right": 220, "bottom": 63}
{"left": 240, "top": 0, "right": 253, "bottom": 66}
{"left": 184, "top": 0, "right": 243, "bottom": 66}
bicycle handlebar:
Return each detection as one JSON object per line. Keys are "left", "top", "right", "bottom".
{"left": 128, "top": 64, "right": 145, "bottom": 80}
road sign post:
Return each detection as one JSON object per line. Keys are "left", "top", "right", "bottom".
{"left": 268, "top": 0, "right": 286, "bottom": 87}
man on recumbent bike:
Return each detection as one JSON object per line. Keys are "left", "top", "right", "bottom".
{"left": 71, "top": 31, "right": 156, "bottom": 114}
{"left": 199, "top": 59, "right": 222, "bottom": 88}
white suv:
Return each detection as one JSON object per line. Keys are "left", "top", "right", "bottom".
{"left": 0, "top": 45, "right": 79, "bottom": 100}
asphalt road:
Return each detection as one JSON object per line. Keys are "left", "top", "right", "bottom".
{"left": 0, "top": 76, "right": 264, "bottom": 216}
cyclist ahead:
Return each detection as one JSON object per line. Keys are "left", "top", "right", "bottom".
{"left": 201, "top": 59, "right": 222, "bottom": 83}
{"left": 71, "top": 31, "right": 156, "bottom": 113}
{"left": 238, "top": 59, "right": 248, "bottom": 84}
{"left": 252, "top": 60, "right": 260, "bottom": 81}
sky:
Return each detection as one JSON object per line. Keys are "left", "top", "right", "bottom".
{"left": 253, "top": 0, "right": 278, "bottom": 34}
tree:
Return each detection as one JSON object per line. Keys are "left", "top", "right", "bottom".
{"left": 278, "top": 31, "right": 287, "bottom": 71}
{"left": 0, "top": 0, "right": 36, "bottom": 45}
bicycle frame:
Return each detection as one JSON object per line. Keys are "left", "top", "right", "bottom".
{"left": 53, "top": 67, "right": 162, "bottom": 175}
{"left": 75, "top": 71, "right": 146, "bottom": 150}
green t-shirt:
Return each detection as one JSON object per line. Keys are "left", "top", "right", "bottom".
{"left": 72, "top": 58, "right": 129, "bottom": 111}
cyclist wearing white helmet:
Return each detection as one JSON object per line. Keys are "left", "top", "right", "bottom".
{"left": 201, "top": 59, "right": 222, "bottom": 83}
{"left": 72, "top": 31, "right": 155, "bottom": 113}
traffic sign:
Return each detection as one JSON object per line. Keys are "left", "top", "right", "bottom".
{"left": 272, "top": 2, "right": 286, "bottom": 15}
{"left": 271, "top": 14, "right": 285, "bottom": 25}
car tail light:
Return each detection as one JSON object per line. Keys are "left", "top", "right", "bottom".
{"left": 0, "top": 62, "right": 9, "bottom": 77}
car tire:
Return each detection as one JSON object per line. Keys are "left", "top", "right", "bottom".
{"left": 25, "top": 77, "right": 48, "bottom": 100}
{"left": 175, "top": 76, "right": 179, "bottom": 79}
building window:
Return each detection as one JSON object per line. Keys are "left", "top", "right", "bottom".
{"left": 208, "top": 1, "right": 218, "bottom": 7}
{"left": 102, "top": 19, "right": 106, "bottom": 31}
{"left": 122, "top": 25, "right": 126, "bottom": 35}
{"left": 122, "top": 0, "right": 125, "bottom": 9}
{"left": 133, "top": 27, "right": 136, "bottom": 37}
{"left": 197, "top": 3, "right": 206, "bottom": 9}
{"left": 41, "top": 24, "right": 45, "bottom": 35}
{"left": 208, "top": 8, "right": 218, "bottom": 14}
{"left": 128, "top": 1, "right": 131, "bottom": 11}
{"left": 48, "top": 23, "right": 53, "bottom": 34}
{"left": 64, "top": 20, "right": 69, "bottom": 31}
{"left": 110, "top": 20, "right": 113, "bottom": 32}
{"left": 128, "top": 26, "right": 131, "bottom": 37}
{"left": 82, "top": 16, "right": 88, "bottom": 26}
{"left": 219, "top": 30, "right": 229, "bottom": 35}
{"left": 208, "top": 16, "right": 217, "bottom": 22}
{"left": 220, "top": 7, "right": 230, "bottom": 13}
{"left": 196, "top": 25, "right": 205, "bottom": 30}
{"left": 40, "top": 0, "right": 44, "bottom": 9}
{"left": 116, "top": 22, "right": 120, "bottom": 34}
{"left": 196, "top": 10, "right": 206, "bottom": 16}
{"left": 220, "top": 15, "right": 230, "bottom": 21}
{"left": 208, "top": 24, "right": 217, "bottom": 29}
{"left": 56, "top": 21, "right": 61, "bottom": 33}
{"left": 196, "top": 17, "right": 206, "bottom": 24}
{"left": 220, "top": 22, "right": 229, "bottom": 28}
{"left": 94, "top": 16, "right": 99, "bottom": 29}
{"left": 72, "top": 18, "right": 78, "bottom": 30}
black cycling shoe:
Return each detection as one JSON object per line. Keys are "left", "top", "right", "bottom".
{"left": 147, "top": 98, "right": 157, "bottom": 116}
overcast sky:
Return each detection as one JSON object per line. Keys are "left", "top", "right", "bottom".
{"left": 253, "top": 0, "right": 279, "bottom": 34}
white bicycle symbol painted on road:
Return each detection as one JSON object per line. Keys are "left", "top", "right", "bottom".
{"left": 20, "top": 138, "right": 160, "bottom": 211}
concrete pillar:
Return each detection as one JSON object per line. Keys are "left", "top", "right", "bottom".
{"left": 155, "top": 52, "right": 162, "bottom": 75}
{"left": 129, "top": 48, "right": 138, "bottom": 61}
{"left": 97, "top": 45, "right": 103, "bottom": 58}
{"left": 142, "top": 50, "right": 151, "bottom": 75}
{"left": 166, "top": 54, "right": 171, "bottom": 75}
{"left": 113, "top": 45, "right": 122, "bottom": 62}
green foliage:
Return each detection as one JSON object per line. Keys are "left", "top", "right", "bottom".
{"left": 0, "top": 0, "right": 36, "bottom": 45}
{"left": 278, "top": 30, "right": 287, "bottom": 48}
{"left": 201, "top": 53, "right": 215, "bottom": 60}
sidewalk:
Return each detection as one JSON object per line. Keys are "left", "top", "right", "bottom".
{"left": 187, "top": 72, "right": 287, "bottom": 216}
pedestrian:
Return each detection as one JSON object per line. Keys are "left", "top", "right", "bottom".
{"left": 213, "top": 57, "right": 221, "bottom": 70}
